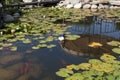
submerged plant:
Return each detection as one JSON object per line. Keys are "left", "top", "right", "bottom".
{"left": 56, "top": 54, "right": 120, "bottom": 80}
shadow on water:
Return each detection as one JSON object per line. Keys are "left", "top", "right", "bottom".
{"left": 0, "top": 16, "right": 120, "bottom": 80}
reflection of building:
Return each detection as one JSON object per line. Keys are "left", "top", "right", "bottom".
{"left": 67, "top": 16, "right": 120, "bottom": 39}
{"left": 62, "top": 16, "right": 120, "bottom": 58}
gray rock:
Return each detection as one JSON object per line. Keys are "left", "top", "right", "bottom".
{"left": 66, "top": 0, "right": 80, "bottom": 4}
{"left": 98, "top": 4, "right": 104, "bottom": 9}
{"left": 91, "top": 9, "right": 97, "bottom": 12}
{"left": 83, "top": 4, "right": 91, "bottom": 9}
{"left": 22, "top": 0, "right": 32, "bottom": 3}
{"left": 13, "top": 13, "right": 20, "bottom": 20}
{"left": 66, "top": 4, "right": 74, "bottom": 8}
{"left": 13, "top": 13, "right": 20, "bottom": 18}
{"left": 91, "top": 4, "right": 98, "bottom": 9}
{"left": 109, "top": 6, "right": 119, "bottom": 9}
{"left": 4, "top": 14, "right": 14, "bottom": 22}
{"left": 58, "top": 1, "right": 69, "bottom": 6}
{"left": 0, "top": 3, "right": 2, "bottom": 8}
{"left": 104, "top": 5, "right": 109, "bottom": 9}
{"left": 109, "top": 0, "right": 120, "bottom": 6}
{"left": 74, "top": 3, "right": 82, "bottom": 8}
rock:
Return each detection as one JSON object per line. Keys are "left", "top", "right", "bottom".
{"left": 23, "top": 0, "right": 32, "bottom": 3}
{"left": 91, "top": 4, "right": 98, "bottom": 9}
{"left": 0, "top": 54, "right": 23, "bottom": 65}
{"left": 74, "top": 3, "right": 82, "bottom": 8}
{"left": 0, "top": 69, "right": 19, "bottom": 80}
{"left": 98, "top": 4, "right": 104, "bottom": 9}
{"left": 58, "top": 1, "right": 69, "bottom": 7}
{"left": 91, "top": 9, "right": 97, "bottom": 12}
{"left": 109, "top": 0, "right": 120, "bottom": 6}
{"left": 3, "top": 14, "right": 14, "bottom": 22}
{"left": 0, "top": 3, "right": 2, "bottom": 8}
{"left": 83, "top": 4, "right": 91, "bottom": 9}
{"left": 104, "top": 5, "right": 109, "bottom": 9}
{"left": 67, "top": 0, "right": 80, "bottom": 4}
{"left": 13, "top": 13, "right": 20, "bottom": 20}
{"left": 13, "top": 13, "right": 20, "bottom": 18}
{"left": 110, "top": 6, "right": 120, "bottom": 9}
{"left": 66, "top": 4, "right": 74, "bottom": 8}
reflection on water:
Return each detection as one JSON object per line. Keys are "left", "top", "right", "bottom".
{"left": 67, "top": 16, "right": 120, "bottom": 39}
{"left": 63, "top": 16, "right": 120, "bottom": 58}
{"left": 0, "top": 16, "right": 120, "bottom": 80}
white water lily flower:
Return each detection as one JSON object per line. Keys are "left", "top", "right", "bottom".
{"left": 58, "top": 36, "right": 65, "bottom": 41}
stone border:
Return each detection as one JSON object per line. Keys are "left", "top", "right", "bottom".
{"left": 56, "top": 0, "right": 120, "bottom": 9}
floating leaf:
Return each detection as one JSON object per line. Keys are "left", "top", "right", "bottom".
{"left": 78, "top": 63, "right": 91, "bottom": 70}
{"left": 65, "top": 73, "right": 84, "bottom": 80}
{"left": 22, "top": 39, "right": 31, "bottom": 44}
{"left": 2, "top": 43, "right": 12, "bottom": 47}
{"left": 100, "top": 53, "right": 116, "bottom": 62}
{"left": 45, "top": 36, "right": 54, "bottom": 42}
{"left": 56, "top": 68, "right": 73, "bottom": 77}
{"left": 10, "top": 46, "right": 17, "bottom": 51}
{"left": 66, "top": 35, "right": 80, "bottom": 40}
{"left": 107, "top": 41, "right": 120, "bottom": 46}
{"left": 32, "top": 46, "right": 40, "bottom": 49}
{"left": 89, "top": 59, "right": 102, "bottom": 64}
{"left": 112, "top": 48, "right": 120, "bottom": 54}
{"left": 47, "top": 44, "right": 56, "bottom": 48}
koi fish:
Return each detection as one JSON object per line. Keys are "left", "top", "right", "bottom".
{"left": 60, "top": 59, "right": 67, "bottom": 66}
{"left": 19, "top": 62, "right": 30, "bottom": 75}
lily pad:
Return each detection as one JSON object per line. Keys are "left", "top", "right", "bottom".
{"left": 47, "top": 44, "right": 56, "bottom": 48}
{"left": 65, "top": 73, "right": 84, "bottom": 80}
{"left": 10, "top": 46, "right": 17, "bottom": 51}
{"left": 22, "top": 39, "right": 31, "bottom": 44}
{"left": 32, "top": 46, "right": 40, "bottom": 49}
{"left": 66, "top": 35, "right": 80, "bottom": 40}
{"left": 112, "top": 48, "right": 120, "bottom": 54}
{"left": 107, "top": 41, "right": 120, "bottom": 46}
{"left": 56, "top": 68, "right": 73, "bottom": 78}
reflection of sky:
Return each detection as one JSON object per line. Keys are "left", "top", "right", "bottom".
{"left": 67, "top": 19, "right": 120, "bottom": 40}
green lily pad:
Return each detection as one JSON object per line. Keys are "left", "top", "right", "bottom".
{"left": 112, "top": 48, "right": 120, "bottom": 54}
{"left": 10, "top": 46, "right": 17, "bottom": 51}
{"left": 22, "top": 39, "right": 31, "bottom": 44}
{"left": 107, "top": 41, "right": 120, "bottom": 46}
{"left": 66, "top": 35, "right": 80, "bottom": 40}
{"left": 56, "top": 68, "right": 73, "bottom": 78}
{"left": 100, "top": 54, "right": 116, "bottom": 62}
{"left": 45, "top": 36, "right": 54, "bottom": 42}
{"left": 65, "top": 73, "right": 84, "bottom": 80}
{"left": 0, "top": 47, "right": 3, "bottom": 50}
{"left": 47, "top": 44, "right": 56, "bottom": 48}
{"left": 89, "top": 59, "right": 102, "bottom": 64}
{"left": 32, "top": 46, "right": 40, "bottom": 49}
{"left": 2, "top": 43, "right": 12, "bottom": 47}
{"left": 78, "top": 63, "right": 91, "bottom": 70}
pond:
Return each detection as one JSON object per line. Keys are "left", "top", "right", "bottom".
{"left": 0, "top": 8, "right": 120, "bottom": 80}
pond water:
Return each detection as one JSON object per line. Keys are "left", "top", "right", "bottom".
{"left": 0, "top": 16, "right": 120, "bottom": 80}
